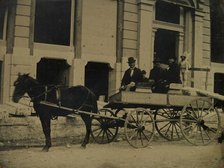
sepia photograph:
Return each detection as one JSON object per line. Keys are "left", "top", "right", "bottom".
{"left": 0, "top": 0, "right": 224, "bottom": 167}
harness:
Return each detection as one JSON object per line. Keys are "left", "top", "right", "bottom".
{"left": 29, "top": 85, "right": 94, "bottom": 119}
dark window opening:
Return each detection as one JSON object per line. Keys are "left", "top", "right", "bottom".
{"left": 37, "top": 58, "right": 70, "bottom": 86}
{"left": 211, "top": 0, "right": 224, "bottom": 63}
{"left": 154, "top": 29, "right": 179, "bottom": 63}
{"left": 214, "top": 73, "right": 224, "bottom": 107}
{"left": 156, "top": 1, "right": 180, "bottom": 24}
{"left": 85, "top": 62, "right": 109, "bottom": 102}
{"left": 34, "top": 0, "right": 71, "bottom": 45}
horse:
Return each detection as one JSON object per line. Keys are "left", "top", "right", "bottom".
{"left": 12, "top": 73, "right": 98, "bottom": 152}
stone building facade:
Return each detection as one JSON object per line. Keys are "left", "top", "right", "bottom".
{"left": 0, "top": 0, "right": 223, "bottom": 104}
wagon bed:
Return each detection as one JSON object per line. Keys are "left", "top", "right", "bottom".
{"left": 104, "top": 90, "right": 209, "bottom": 109}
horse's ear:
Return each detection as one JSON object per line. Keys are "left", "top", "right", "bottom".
{"left": 18, "top": 72, "right": 21, "bottom": 77}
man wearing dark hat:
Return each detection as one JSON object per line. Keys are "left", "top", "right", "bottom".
{"left": 148, "top": 58, "right": 169, "bottom": 93}
{"left": 120, "top": 57, "right": 142, "bottom": 91}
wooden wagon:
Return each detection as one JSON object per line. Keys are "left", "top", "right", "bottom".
{"left": 39, "top": 84, "right": 223, "bottom": 149}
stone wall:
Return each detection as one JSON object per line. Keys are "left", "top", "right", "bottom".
{"left": 0, "top": 104, "right": 86, "bottom": 147}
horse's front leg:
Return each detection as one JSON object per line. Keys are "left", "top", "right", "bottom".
{"left": 81, "top": 115, "right": 92, "bottom": 148}
{"left": 39, "top": 113, "right": 52, "bottom": 152}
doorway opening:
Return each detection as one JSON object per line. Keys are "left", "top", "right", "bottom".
{"left": 37, "top": 58, "right": 70, "bottom": 86}
{"left": 154, "top": 29, "right": 179, "bottom": 63}
{"left": 214, "top": 73, "right": 224, "bottom": 107}
{"left": 85, "top": 62, "right": 109, "bottom": 102}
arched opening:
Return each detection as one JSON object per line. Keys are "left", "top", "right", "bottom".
{"left": 85, "top": 62, "right": 109, "bottom": 102}
{"left": 37, "top": 58, "right": 70, "bottom": 86}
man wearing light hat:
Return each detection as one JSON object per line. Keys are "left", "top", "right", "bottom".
{"left": 179, "top": 52, "right": 190, "bottom": 86}
{"left": 120, "top": 57, "right": 142, "bottom": 91}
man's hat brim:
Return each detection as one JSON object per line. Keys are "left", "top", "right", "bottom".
{"left": 127, "top": 57, "right": 136, "bottom": 63}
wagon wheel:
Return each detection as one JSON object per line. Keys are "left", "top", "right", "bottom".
{"left": 180, "top": 98, "right": 221, "bottom": 145}
{"left": 154, "top": 108, "right": 183, "bottom": 141}
{"left": 91, "top": 108, "right": 119, "bottom": 144}
{"left": 124, "top": 108, "right": 155, "bottom": 148}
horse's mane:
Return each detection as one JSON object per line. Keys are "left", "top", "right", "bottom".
{"left": 27, "top": 75, "right": 40, "bottom": 85}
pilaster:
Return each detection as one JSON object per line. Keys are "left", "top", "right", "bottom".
{"left": 74, "top": 0, "right": 83, "bottom": 59}
{"left": 70, "top": 58, "right": 86, "bottom": 86}
{"left": 137, "top": 0, "right": 155, "bottom": 74}
{"left": 193, "top": 10, "right": 205, "bottom": 89}
{"left": 116, "top": 0, "right": 124, "bottom": 63}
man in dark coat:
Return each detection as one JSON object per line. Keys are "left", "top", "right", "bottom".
{"left": 149, "top": 58, "right": 169, "bottom": 93}
{"left": 166, "top": 58, "right": 182, "bottom": 84}
{"left": 120, "top": 57, "right": 142, "bottom": 91}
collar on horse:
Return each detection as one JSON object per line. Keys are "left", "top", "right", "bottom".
{"left": 30, "top": 85, "right": 59, "bottom": 102}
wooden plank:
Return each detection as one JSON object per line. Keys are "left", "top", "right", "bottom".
{"left": 110, "top": 92, "right": 167, "bottom": 106}
{"left": 189, "top": 67, "right": 210, "bottom": 72}
{"left": 168, "top": 94, "right": 206, "bottom": 107}
{"left": 181, "top": 87, "right": 224, "bottom": 101}
{"left": 109, "top": 91, "right": 211, "bottom": 107}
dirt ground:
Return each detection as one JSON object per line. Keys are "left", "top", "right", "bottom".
{"left": 0, "top": 139, "right": 224, "bottom": 168}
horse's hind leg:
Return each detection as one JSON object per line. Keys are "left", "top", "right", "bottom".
{"left": 81, "top": 115, "right": 92, "bottom": 148}
{"left": 39, "top": 113, "right": 52, "bottom": 152}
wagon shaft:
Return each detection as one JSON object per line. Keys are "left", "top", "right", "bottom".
{"left": 40, "top": 101, "right": 125, "bottom": 121}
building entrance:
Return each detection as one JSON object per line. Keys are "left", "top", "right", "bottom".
{"left": 85, "top": 62, "right": 109, "bottom": 101}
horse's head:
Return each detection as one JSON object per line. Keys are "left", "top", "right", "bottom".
{"left": 12, "top": 73, "right": 31, "bottom": 103}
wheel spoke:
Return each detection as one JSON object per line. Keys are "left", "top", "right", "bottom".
{"left": 141, "top": 131, "right": 151, "bottom": 141}
{"left": 91, "top": 127, "right": 102, "bottom": 133}
{"left": 101, "top": 131, "right": 106, "bottom": 143}
{"left": 158, "top": 122, "right": 171, "bottom": 132}
{"left": 199, "top": 126, "right": 204, "bottom": 144}
{"left": 164, "top": 123, "right": 172, "bottom": 136}
{"left": 174, "top": 124, "right": 181, "bottom": 139}
{"left": 105, "top": 130, "right": 110, "bottom": 141}
{"left": 130, "top": 114, "right": 138, "bottom": 125}
{"left": 128, "top": 130, "right": 138, "bottom": 141}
